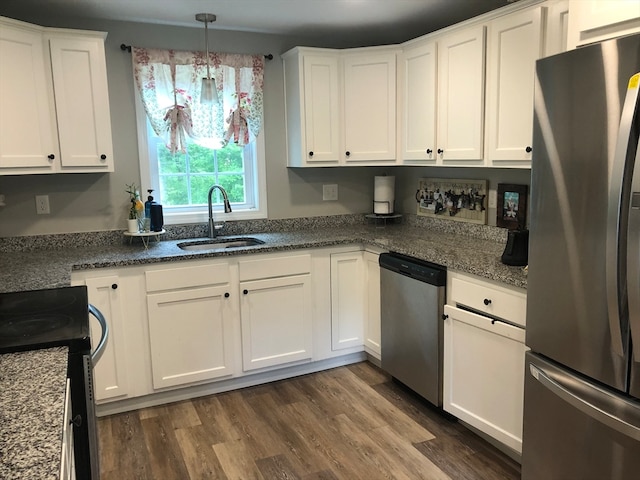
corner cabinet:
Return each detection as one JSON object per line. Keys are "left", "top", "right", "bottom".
{"left": 443, "top": 271, "right": 528, "bottom": 454}
{"left": 0, "top": 16, "right": 114, "bottom": 175}
{"left": 283, "top": 46, "right": 398, "bottom": 167}
{"left": 145, "top": 262, "right": 237, "bottom": 389}
{"left": 485, "top": 5, "right": 545, "bottom": 167}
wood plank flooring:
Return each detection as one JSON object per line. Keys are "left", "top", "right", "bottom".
{"left": 98, "top": 362, "right": 521, "bottom": 479}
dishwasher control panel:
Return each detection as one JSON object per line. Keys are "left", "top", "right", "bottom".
{"left": 379, "top": 252, "right": 446, "bottom": 286}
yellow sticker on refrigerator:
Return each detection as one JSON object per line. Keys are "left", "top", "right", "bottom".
{"left": 630, "top": 73, "right": 640, "bottom": 89}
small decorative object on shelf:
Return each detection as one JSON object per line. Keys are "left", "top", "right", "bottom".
{"left": 125, "top": 183, "right": 144, "bottom": 231}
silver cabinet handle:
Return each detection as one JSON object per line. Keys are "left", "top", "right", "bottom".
{"left": 89, "top": 304, "right": 109, "bottom": 363}
{"left": 530, "top": 363, "right": 640, "bottom": 441}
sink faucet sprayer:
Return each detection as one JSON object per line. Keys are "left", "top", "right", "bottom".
{"left": 208, "top": 185, "right": 232, "bottom": 238}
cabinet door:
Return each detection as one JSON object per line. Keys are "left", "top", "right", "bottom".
{"left": 545, "top": 0, "right": 570, "bottom": 57}
{"left": 0, "top": 22, "right": 57, "bottom": 171}
{"left": 486, "top": 6, "right": 544, "bottom": 165}
{"left": 363, "top": 251, "right": 381, "bottom": 358}
{"left": 147, "top": 285, "right": 235, "bottom": 389}
{"left": 85, "top": 275, "right": 129, "bottom": 402}
{"left": 48, "top": 35, "right": 114, "bottom": 171}
{"left": 567, "top": 0, "right": 640, "bottom": 48}
{"left": 437, "top": 25, "right": 486, "bottom": 162}
{"left": 399, "top": 41, "right": 437, "bottom": 163}
{"left": 303, "top": 54, "right": 341, "bottom": 164}
{"left": 443, "top": 304, "right": 527, "bottom": 453}
{"left": 343, "top": 52, "right": 397, "bottom": 163}
{"left": 330, "top": 252, "right": 364, "bottom": 350}
{"left": 240, "top": 275, "right": 312, "bottom": 371}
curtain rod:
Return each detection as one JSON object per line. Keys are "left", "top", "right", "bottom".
{"left": 120, "top": 44, "right": 273, "bottom": 60}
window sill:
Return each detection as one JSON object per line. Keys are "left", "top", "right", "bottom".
{"left": 162, "top": 208, "right": 268, "bottom": 226}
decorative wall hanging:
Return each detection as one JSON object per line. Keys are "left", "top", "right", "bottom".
{"left": 496, "top": 183, "right": 528, "bottom": 229}
{"left": 416, "top": 178, "right": 488, "bottom": 225}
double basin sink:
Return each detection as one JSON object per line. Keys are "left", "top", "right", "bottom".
{"left": 177, "top": 237, "right": 265, "bottom": 251}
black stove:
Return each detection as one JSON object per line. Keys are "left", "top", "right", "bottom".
{"left": 0, "top": 285, "right": 90, "bottom": 354}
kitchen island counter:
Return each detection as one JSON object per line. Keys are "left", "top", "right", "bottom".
{"left": 0, "top": 346, "right": 68, "bottom": 479}
{"left": 0, "top": 221, "right": 527, "bottom": 294}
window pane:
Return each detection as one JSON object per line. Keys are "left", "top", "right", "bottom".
{"left": 160, "top": 176, "right": 189, "bottom": 206}
{"left": 218, "top": 144, "right": 244, "bottom": 172}
{"left": 190, "top": 175, "right": 217, "bottom": 204}
{"left": 158, "top": 148, "right": 186, "bottom": 174}
{"left": 188, "top": 143, "right": 215, "bottom": 173}
{"left": 218, "top": 174, "right": 246, "bottom": 203}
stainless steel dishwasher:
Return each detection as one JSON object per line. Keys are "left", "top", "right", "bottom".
{"left": 379, "top": 252, "right": 446, "bottom": 407}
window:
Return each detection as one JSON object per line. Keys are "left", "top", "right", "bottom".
{"left": 132, "top": 47, "right": 267, "bottom": 225}
{"left": 138, "top": 112, "right": 267, "bottom": 225}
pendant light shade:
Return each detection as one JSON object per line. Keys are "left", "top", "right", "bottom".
{"left": 196, "top": 13, "right": 219, "bottom": 105}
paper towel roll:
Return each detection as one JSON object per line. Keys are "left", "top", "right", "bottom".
{"left": 374, "top": 176, "right": 395, "bottom": 214}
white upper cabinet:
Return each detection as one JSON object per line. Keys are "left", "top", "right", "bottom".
{"left": 0, "top": 20, "right": 58, "bottom": 171}
{"left": 283, "top": 46, "right": 398, "bottom": 167}
{"left": 485, "top": 6, "right": 545, "bottom": 166}
{"left": 567, "top": 0, "right": 640, "bottom": 49}
{"left": 398, "top": 41, "right": 438, "bottom": 163}
{"left": 342, "top": 51, "right": 397, "bottom": 163}
{"left": 436, "top": 24, "right": 486, "bottom": 164}
{"left": 0, "top": 16, "right": 114, "bottom": 175}
{"left": 48, "top": 33, "right": 113, "bottom": 170}
{"left": 545, "top": 0, "right": 570, "bottom": 57}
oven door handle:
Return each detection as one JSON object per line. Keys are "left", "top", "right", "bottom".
{"left": 88, "top": 304, "right": 109, "bottom": 364}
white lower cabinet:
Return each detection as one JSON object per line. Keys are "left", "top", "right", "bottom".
{"left": 330, "top": 251, "right": 365, "bottom": 350}
{"left": 443, "top": 271, "right": 528, "bottom": 454}
{"left": 145, "top": 262, "right": 236, "bottom": 389}
{"left": 59, "top": 379, "right": 74, "bottom": 480}
{"left": 84, "top": 275, "right": 129, "bottom": 402}
{"left": 363, "top": 250, "right": 381, "bottom": 358}
{"left": 239, "top": 253, "right": 313, "bottom": 371}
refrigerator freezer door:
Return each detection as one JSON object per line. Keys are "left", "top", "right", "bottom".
{"left": 522, "top": 352, "right": 640, "bottom": 480}
{"left": 527, "top": 34, "right": 640, "bottom": 392}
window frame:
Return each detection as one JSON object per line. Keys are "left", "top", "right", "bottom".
{"left": 134, "top": 88, "right": 268, "bottom": 225}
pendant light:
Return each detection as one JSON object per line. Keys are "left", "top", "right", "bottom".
{"left": 196, "top": 13, "right": 219, "bottom": 105}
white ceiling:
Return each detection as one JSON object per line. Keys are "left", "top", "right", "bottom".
{"left": 0, "top": 0, "right": 514, "bottom": 45}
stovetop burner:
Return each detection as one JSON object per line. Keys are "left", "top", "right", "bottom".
{"left": 0, "top": 286, "right": 90, "bottom": 354}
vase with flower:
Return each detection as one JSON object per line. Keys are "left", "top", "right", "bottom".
{"left": 126, "top": 183, "right": 144, "bottom": 233}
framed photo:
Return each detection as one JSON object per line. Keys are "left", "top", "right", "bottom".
{"left": 497, "top": 183, "right": 528, "bottom": 229}
{"left": 416, "top": 178, "right": 488, "bottom": 225}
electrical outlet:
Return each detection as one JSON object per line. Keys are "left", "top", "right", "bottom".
{"left": 35, "top": 195, "right": 50, "bottom": 214}
{"left": 323, "top": 184, "right": 338, "bottom": 201}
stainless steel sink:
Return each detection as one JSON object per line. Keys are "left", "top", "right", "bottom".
{"left": 178, "top": 237, "right": 265, "bottom": 251}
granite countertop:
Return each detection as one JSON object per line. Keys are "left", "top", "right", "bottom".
{"left": 0, "top": 346, "right": 68, "bottom": 479}
{"left": 0, "top": 223, "right": 527, "bottom": 294}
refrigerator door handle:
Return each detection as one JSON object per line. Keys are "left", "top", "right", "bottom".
{"left": 530, "top": 363, "right": 640, "bottom": 441}
{"left": 606, "top": 72, "right": 640, "bottom": 357}
{"left": 628, "top": 144, "right": 640, "bottom": 363}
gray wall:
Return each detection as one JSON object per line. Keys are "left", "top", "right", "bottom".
{"left": 0, "top": 13, "right": 530, "bottom": 237}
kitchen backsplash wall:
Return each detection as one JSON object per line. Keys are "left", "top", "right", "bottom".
{"left": 0, "top": 10, "right": 530, "bottom": 239}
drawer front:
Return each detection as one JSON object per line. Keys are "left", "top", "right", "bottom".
{"left": 239, "top": 253, "right": 312, "bottom": 281}
{"left": 450, "top": 275, "right": 526, "bottom": 327}
{"left": 146, "top": 263, "right": 230, "bottom": 292}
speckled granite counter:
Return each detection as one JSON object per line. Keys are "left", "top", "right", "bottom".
{"left": 0, "top": 346, "right": 68, "bottom": 479}
{"left": 0, "top": 220, "right": 527, "bottom": 294}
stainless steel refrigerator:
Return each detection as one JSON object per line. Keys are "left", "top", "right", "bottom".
{"left": 522, "top": 33, "right": 640, "bottom": 479}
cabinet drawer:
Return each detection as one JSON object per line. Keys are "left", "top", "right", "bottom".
{"left": 146, "top": 263, "right": 230, "bottom": 292}
{"left": 239, "top": 254, "right": 311, "bottom": 281}
{"left": 449, "top": 275, "right": 526, "bottom": 327}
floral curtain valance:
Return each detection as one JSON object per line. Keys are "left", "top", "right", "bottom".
{"left": 132, "top": 47, "right": 265, "bottom": 153}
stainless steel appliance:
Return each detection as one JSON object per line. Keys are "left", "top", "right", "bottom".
{"left": 379, "top": 252, "right": 446, "bottom": 406}
{"left": 523, "top": 32, "right": 640, "bottom": 479}
{"left": 0, "top": 286, "right": 108, "bottom": 479}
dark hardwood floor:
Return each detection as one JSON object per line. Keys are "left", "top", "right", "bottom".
{"left": 98, "top": 362, "right": 521, "bottom": 479}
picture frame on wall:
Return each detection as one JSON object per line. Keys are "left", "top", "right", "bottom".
{"left": 497, "top": 183, "right": 528, "bottom": 229}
